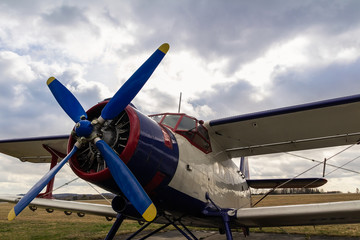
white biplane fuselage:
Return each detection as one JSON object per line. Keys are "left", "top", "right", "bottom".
{"left": 64, "top": 102, "right": 251, "bottom": 227}
{"left": 168, "top": 122, "right": 251, "bottom": 210}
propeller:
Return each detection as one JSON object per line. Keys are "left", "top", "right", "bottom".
{"left": 8, "top": 43, "right": 169, "bottom": 222}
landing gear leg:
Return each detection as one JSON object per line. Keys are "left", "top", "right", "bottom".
{"left": 202, "top": 193, "right": 239, "bottom": 240}
{"left": 222, "top": 211, "right": 233, "bottom": 240}
{"left": 105, "top": 213, "right": 126, "bottom": 240}
{"left": 242, "top": 227, "right": 250, "bottom": 237}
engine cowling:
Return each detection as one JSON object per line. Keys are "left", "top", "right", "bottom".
{"left": 68, "top": 100, "right": 179, "bottom": 197}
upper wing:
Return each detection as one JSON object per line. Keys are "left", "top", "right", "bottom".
{"left": 207, "top": 94, "right": 360, "bottom": 158}
{"left": 0, "top": 195, "right": 116, "bottom": 218}
{"left": 0, "top": 135, "right": 69, "bottom": 163}
{"left": 236, "top": 200, "right": 360, "bottom": 227}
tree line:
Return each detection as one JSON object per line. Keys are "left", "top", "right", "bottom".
{"left": 251, "top": 188, "right": 343, "bottom": 195}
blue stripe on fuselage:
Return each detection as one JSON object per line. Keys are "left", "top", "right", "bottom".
{"left": 126, "top": 108, "right": 179, "bottom": 193}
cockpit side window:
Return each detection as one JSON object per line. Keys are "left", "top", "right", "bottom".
{"left": 176, "top": 116, "right": 212, "bottom": 154}
{"left": 150, "top": 115, "right": 163, "bottom": 123}
{"left": 197, "top": 124, "right": 210, "bottom": 142}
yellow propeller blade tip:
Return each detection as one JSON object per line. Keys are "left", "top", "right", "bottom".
{"left": 47, "top": 77, "right": 56, "bottom": 85}
{"left": 142, "top": 203, "right": 157, "bottom": 222}
{"left": 8, "top": 208, "right": 16, "bottom": 221}
{"left": 158, "top": 43, "right": 170, "bottom": 54}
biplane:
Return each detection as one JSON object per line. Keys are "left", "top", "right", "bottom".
{"left": 1, "top": 43, "right": 360, "bottom": 240}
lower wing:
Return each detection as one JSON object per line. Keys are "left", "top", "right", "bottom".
{"left": 3, "top": 195, "right": 360, "bottom": 228}
{"left": 0, "top": 195, "right": 116, "bottom": 218}
{"left": 236, "top": 200, "right": 360, "bottom": 227}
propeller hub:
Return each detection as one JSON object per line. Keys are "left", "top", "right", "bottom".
{"left": 75, "top": 120, "right": 93, "bottom": 138}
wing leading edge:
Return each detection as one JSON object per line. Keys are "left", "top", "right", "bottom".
{"left": 0, "top": 195, "right": 116, "bottom": 218}
{"left": 236, "top": 200, "right": 360, "bottom": 227}
{"left": 0, "top": 135, "right": 69, "bottom": 163}
{"left": 207, "top": 94, "right": 360, "bottom": 158}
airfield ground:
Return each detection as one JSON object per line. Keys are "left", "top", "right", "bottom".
{"left": 1, "top": 194, "right": 360, "bottom": 239}
{"left": 119, "top": 230, "right": 360, "bottom": 239}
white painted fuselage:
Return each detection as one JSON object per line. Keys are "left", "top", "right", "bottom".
{"left": 168, "top": 128, "right": 251, "bottom": 210}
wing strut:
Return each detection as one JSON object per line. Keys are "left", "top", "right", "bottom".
{"left": 38, "top": 145, "right": 66, "bottom": 199}
{"left": 252, "top": 142, "right": 360, "bottom": 207}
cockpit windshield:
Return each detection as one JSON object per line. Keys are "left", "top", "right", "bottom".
{"left": 161, "top": 115, "right": 181, "bottom": 129}
{"left": 149, "top": 113, "right": 212, "bottom": 153}
{"left": 177, "top": 116, "right": 196, "bottom": 130}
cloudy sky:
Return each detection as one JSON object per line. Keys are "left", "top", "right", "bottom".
{"left": 1, "top": 0, "right": 360, "bottom": 196}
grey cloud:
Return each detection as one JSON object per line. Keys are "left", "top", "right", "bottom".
{"left": 42, "top": 5, "right": 90, "bottom": 27}
{"left": 102, "top": 8, "right": 122, "bottom": 27}
{"left": 0, "top": 0, "right": 44, "bottom": 15}
{"left": 0, "top": 80, "right": 71, "bottom": 138}
{"left": 117, "top": 0, "right": 360, "bottom": 75}
{"left": 134, "top": 87, "right": 178, "bottom": 115}
{"left": 0, "top": 63, "right": 75, "bottom": 138}
{"left": 189, "top": 79, "right": 264, "bottom": 120}
{"left": 55, "top": 69, "right": 109, "bottom": 109}
{"left": 270, "top": 58, "right": 360, "bottom": 106}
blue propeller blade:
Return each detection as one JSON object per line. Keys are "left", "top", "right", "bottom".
{"left": 47, "top": 77, "right": 87, "bottom": 123}
{"left": 8, "top": 145, "right": 79, "bottom": 221}
{"left": 95, "top": 139, "right": 156, "bottom": 221}
{"left": 100, "top": 43, "right": 169, "bottom": 121}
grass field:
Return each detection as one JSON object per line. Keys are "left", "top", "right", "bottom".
{"left": 0, "top": 200, "right": 151, "bottom": 240}
{"left": 1, "top": 194, "right": 360, "bottom": 239}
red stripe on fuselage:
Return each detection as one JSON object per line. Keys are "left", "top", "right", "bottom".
{"left": 160, "top": 125, "right": 173, "bottom": 149}
{"left": 144, "top": 171, "right": 166, "bottom": 194}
